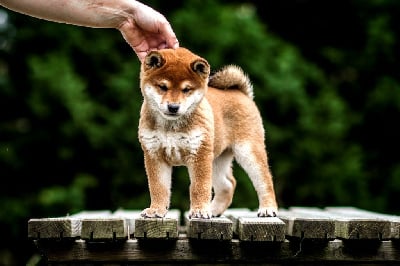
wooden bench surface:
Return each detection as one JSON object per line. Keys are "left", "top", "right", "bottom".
{"left": 28, "top": 206, "right": 400, "bottom": 265}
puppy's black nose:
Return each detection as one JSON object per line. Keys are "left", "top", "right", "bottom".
{"left": 168, "top": 103, "right": 180, "bottom": 114}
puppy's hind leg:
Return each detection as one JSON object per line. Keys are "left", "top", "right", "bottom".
{"left": 210, "top": 150, "right": 236, "bottom": 217}
{"left": 233, "top": 142, "right": 278, "bottom": 217}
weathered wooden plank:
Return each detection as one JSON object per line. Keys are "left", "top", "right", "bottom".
{"left": 113, "top": 209, "right": 180, "bottom": 239}
{"left": 36, "top": 238, "right": 400, "bottom": 264}
{"left": 224, "top": 209, "right": 286, "bottom": 242}
{"left": 80, "top": 218, "right": 127, "bottom": 241}
{"left": 27, "top": 210, "right": 111, "bottom": 240}
{"left": 184, "top": 212, "right": 233, "bottom": 240}
{"left": 278, "top": 208, "right": 336, "bottom": 240}
{"left": 28, "top": 217, "right": 81, "bottom": 239}
{"left": 80, "top": 210, "right": 128, "bottom": 241}
{"left": 324, "top": 206, "right": 395, "bottom": 240}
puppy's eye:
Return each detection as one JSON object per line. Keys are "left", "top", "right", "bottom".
{"left": 158, "top": 85, "right": 168, "bottom": 92}
{"left": 182, "top": 88, "right": 191, "bottom": 94}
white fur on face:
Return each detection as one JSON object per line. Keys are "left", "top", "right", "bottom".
{"left": 139, "top": 128, "right": 204, "bottom": 163}
{"left": 143, "top": 84, "right": 204, "bottom": 120}
{"left": 143, "top": 84, "right": 164, "bottom": 116}
{"left": 179, "top": 89, "right": 204, "bottom": 116}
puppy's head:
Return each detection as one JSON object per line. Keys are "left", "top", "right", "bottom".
{"left": 140, "top": 47, "right": 210, "bottom": 120}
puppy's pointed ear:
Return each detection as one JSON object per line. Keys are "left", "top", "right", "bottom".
{"left": 191, "top": 59, "right": 210, "bottom": 78}
{"left": 144, "top": 51, "right": 165, "bottom": 70}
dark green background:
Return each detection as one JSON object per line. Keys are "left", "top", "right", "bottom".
{"left": 1, "top": 0, "right": 399, "bottom": 264}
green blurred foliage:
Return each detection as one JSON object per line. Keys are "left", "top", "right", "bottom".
{"left": 171, "top": 0, "right": 367, "bottom": 210}
{"left": 0, "top": 0, "right": 399, "bottom": 264}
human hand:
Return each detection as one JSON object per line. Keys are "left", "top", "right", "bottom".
{"left": 118, "top": 1, "right": 179, "bottom": 62}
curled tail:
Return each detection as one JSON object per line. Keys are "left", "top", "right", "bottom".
{"left": 208, "top": 64, "right": 254, "bottom": 99}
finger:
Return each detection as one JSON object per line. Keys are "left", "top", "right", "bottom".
{"left": 159, "top": 21, "right": 179, "bottom": 49}
{"left": 157, "top": 42, "right": 167, "bottom": 49}
{"left": 136, "top": 50, "right": 148, "bottom": 63}
{"left": 166, "top": 35, "right": 179, "bottom": 49}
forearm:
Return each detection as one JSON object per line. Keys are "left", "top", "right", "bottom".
{"left": 0, "top": 0, "right": 137, "bottom": 28}
{"left": 0, "top": 0, "right": 179, "bottom": 61}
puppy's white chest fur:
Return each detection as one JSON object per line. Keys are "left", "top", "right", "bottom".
{"left": 139, "top": 128, "right": 204, "bottom": 164}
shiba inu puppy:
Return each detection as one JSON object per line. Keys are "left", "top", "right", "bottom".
{"left": 139, "top": 47, "right": 277, "bottom": 219}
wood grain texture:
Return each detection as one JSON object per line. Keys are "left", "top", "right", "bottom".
{"left": 28, "top": 218, "right": 81, "bottom": 239}
{"left": 133, "top": 209, "right": 180, "bottom": 239}
{"left": 325, "top": 206, "right": 400, "bottom": 239}
{"left": 80, "top": 218, "right": 127, "bottom": 241}
{"left": 184, "top": 212, "right": 233, "bottom": 240}
{"left": 225, "top": 209, "right": 286, "bottom": 241}
{"left": 278, "top": 208, "right": 336, "bottom": 240}
{"left": 324, "top": 206, "right": 394, "bottom": 240}
{"left": 27, "top": 210, "right": 111, "bottom": 239}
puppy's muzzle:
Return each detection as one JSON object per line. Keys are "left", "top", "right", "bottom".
{"left": 167, "top": 103, "right": 180, "bottom": 114}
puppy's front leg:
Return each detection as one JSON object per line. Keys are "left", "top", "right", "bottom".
{"left": 187, "top": 156, "right": 213, "bottom": 219}
{"left": 141, "top": 154, "right": 172, "bottom": 218}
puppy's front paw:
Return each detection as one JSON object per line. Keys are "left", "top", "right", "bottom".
{"left": 141, "top": 207, "right": 168, "bottom": 218}
{"left": 188, "top": 208, "right": 212, "bottom": 219}
{"left": 257, "top": 207, "right": 278, "bottom": 217}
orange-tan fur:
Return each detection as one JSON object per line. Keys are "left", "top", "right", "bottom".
{"left": 139, "top": 47, "right": 277, "bottom": 218}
